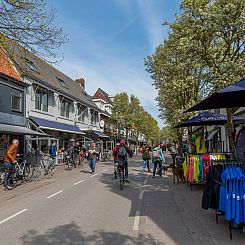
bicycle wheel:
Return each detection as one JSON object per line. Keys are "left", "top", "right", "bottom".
{"left": 0, "top": 171, "right": 4, "bottom": 185}
{"left": 31, "top": 165, "right": 42, "bottom": 180}
{"left": 24, "top": 164, "right": 32, "bottom": 181}
{"left": 119, "top": 171, "right": 123, "bottom": 191}
{"left": 6, "top": 173, "right": 17, "bottom": 190}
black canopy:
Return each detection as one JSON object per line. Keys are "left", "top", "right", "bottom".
{"left": 186, "top": 78, "right": 245, "bottom": 112}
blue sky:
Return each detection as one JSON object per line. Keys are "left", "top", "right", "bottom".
{"left": 46, "top": 0, "right": 180, "bottom": 127}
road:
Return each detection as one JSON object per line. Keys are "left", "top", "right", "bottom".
{"left": 0, "top": 158, "right": 244, "bottom": 245}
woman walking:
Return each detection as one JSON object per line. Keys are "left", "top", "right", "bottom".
{"left": 142, "top": 145, "right": 151, "bottom": 172}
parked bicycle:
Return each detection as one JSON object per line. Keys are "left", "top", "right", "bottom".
{"left": 31, "top": 156, "right": 56, "bottom": 180}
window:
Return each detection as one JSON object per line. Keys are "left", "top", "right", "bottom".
{"left": 78, "top": 105, "right": 88, "bottom": 122}
{"left": 91, "top": 109, "right": 99, "bottom": 125}
{"left": 57, "top": 77, "right": 69, "bottom": 89}
{"left": 35, "top": 90, "right": 48, "bottom": 112}
{"left": 11, "top": 89, "right": 22, "bottom": 112}
{"left": 60, "top": 99, "right": 70, "bottom": 118}
{"left": 24, "top": 58, "right": 38, "bottom": 72}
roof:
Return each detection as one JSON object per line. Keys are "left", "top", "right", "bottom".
{"left": 4, "top": 42, "right": 99, "bottom": 110}
{"left": 93, "top": 88, "right": 113, "bottom": 105}
{"left": 0, "top": 47, "right": 21, "bottom": 81}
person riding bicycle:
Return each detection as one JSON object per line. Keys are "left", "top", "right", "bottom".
{"left": 113, "top": 143, "right": 120, "bottom": 179}
{"left": 3, "top": 139, "right": 19, "bottom": 191}
{"left": 115, "top": 140, "right": 133, "bottom": 183}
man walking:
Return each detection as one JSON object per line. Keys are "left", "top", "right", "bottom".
{"left": 3, "top": 139, "right": 19, "bottom": 190}
{"left": 88, "top": 142, "right": 99, "bottom": 174}
{"left": 152, "top": 144, "right": 165, "bottom": 178}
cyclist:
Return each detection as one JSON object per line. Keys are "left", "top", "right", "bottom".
{"left": 113, "top": 143, "right": 120, "bottom": 179}
{"left": 115, "top": 140, "right": 133, "bottom": 183}
{"left": 3, "top": 139, "right": 19, "bottom": 191}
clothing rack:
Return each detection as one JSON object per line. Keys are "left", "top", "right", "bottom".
{"left": 210, "top": 161, "right": 244, "bottom": 240}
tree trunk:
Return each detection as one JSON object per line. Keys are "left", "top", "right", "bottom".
{"left": 125, "top": 128, "right": 129, "bottom": 145}
{"left": 135, "top": 130, "right": 139, "bottom": 155}
{"left": 226, "top": 108, "right": 235, "bottom": 154}
{"left": 188, "top": 126, "right": 192, "bottom": 153}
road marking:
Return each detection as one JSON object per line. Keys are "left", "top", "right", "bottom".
{"left": 139, "top": 190, "right": 144, "bottom": 200}
{"left": 103, "top": 169, "right": 107, "bottom": 172}
{"left": 0, "top": 209, "right": 28, "bottom": 225}
{"left": 73, "top": 180, "right": 85, "bottom": 186}
{"left": 143, "top": 179, "right": 147, "bottom": 185}
{"left": 46, "top": 190, "right": 63, "bottom": 199}
{"left": 90, "top": 174, "right": 98, "bottom": 178}
{"left": 133, "top": 211, "right": 140, "bottom": 231}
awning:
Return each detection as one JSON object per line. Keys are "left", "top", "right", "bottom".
{"left": 0, "top": 123, "right": 48, "bottom": 136}
{"left": 94, "top": 131, "right": 109, "bottom": 138}
{"left": 30, "top": 117, "right": 85, "bottom": 135}
{"left": 207, "top": 129, "right": 220, "bottom": 141}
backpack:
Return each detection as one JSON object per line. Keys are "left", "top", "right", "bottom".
{"left": 152, "top": 149, "right": 160, "bottom": 159}
{"left": 118, "top": 146, "right": 127, "bottom": 158}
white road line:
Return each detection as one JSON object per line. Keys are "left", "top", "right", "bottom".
{"left": 90, "top": 174, "right": 98, "bottom": 178}
{"left": 73, "top": 180, "right": 85, "bottom": 186}
{"left": 139, "top": 190, "right": 144, "bottom": 200}
{"left": 133, "top": 211, "right": 140, "bottom": 231}
{"left": 0, "top": 209, "right": 28, "bottom": 225}
{"left": 143, "top": 179, "right": 147, "bottom": 185}
{"left": 46, "top": 190, "right": 63, "bottom": 199}
{"left": 102, "top": 169, "right": 107, "bottom": 172}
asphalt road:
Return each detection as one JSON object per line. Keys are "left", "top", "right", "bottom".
{"left": 2, "top": 157, "right": 243, "bottom": 245}
{"left": 0, "top": 160, "right": 157, "bottom": 245}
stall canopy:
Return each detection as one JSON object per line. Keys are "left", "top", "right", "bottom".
{"left": 186, "top": 77, "right": 245, "bottom": 112}
{"left": 0, "top": 123, "right": 48, "bottom": 136}
{"left": 175, "top": 112, "right": 245, "bottom": 128}
{"left": 30, "top": 117, "right": 85, "bottom": 135}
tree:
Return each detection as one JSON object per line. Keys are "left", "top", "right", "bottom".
{"left": 146, "top": 0, "right": 245, "bottom": 152}
{"left": 0, "top": 0, "right": 67, "bottom": 62}
{"left": 111, "top": 92, "right": 160, "bottom": 146}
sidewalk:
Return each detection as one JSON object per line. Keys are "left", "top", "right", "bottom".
{"left": 131, "top": 154, "right": 245, "bottom": 245}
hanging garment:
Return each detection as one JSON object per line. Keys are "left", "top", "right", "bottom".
{"left": 193, "top": 156, "right": 199, "bottom": 182}
{"left": 187, "top": 156, "right": 194, "bottom": 182}
{"left": 199, "top": 155, "right": 204, "bottom": 181}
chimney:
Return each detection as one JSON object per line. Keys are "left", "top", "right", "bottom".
{"left": 75, "top": 78, "right": 85, "bottom": 90}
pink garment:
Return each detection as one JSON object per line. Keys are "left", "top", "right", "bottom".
{"left": 202, "top": 155, "right": 211, "bottom": 181}
{"left": 187, "top": 156, "right": 194, "bottom": 182}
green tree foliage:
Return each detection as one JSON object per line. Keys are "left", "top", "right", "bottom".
{"left": 111, "top": 92, "right": 160, "bottom": 145}
{"left": 145, "top": 0, "right": 245, "bottom": 150}
{"left": 0, "top": 0, "right": 67, "bottom": 62}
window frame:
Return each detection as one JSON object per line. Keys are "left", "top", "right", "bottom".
{"left": 60, "top": 99, "right": 70, "bottom": 118}
{"left": 11, "top": 89, "right": 23, "bottom": 113}
{"left": 57, "top": 77, "right": 69, "bottom": 89}
{"left": 35, "top": 89, "right": 48, "bottom": 112}
{"left": 77, "top": 105, "right": 88, "bottom": 123}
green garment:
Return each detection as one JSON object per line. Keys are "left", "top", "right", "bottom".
{"left": 152, "top": 147, "right": 165, "bottom": 163}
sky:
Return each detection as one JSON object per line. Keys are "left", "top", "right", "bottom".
{"left": 46, "top": 0, "right": 180, "bottom": 127}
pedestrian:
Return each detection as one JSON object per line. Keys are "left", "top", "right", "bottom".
{"left": 3, "top": 139, "right": 19, "bottom": 191}
{"left": 49, "top": 141, "right": 57, "bottom": 159}
{"left": 170, "top": 142, "right": 177, "bottom": 164}
{"left": 88, "top": 142, "right": 99, "bottom": 174}
{"left": 152, "top": 144, "right": 165, "bottom": 178}
{"left": 142, "top": 145, "right": 151, "bottom": 172}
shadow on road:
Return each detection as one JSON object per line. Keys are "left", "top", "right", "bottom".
{"left": 20, "top": 222, "right": 157, "bottom": 245}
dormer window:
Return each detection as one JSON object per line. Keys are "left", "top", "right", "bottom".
{"left": 57, "top": 77, "right": 69, "bottom": 89}
{"left": 25, "top": 59, "right": 38, "bottom": 72}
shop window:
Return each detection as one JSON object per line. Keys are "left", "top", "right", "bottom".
{"left": 60, "top": 99, "right": 70, "bottom": 118}
{"left": 78, "top": 105, "right": 88, "bottom": 122}
{"left": 35, "top": 90, "right": 48, "bottom": 112}
{"left": 11, "top": 89, "right": 22, "bottom": 112}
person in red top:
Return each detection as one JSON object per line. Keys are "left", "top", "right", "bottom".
{"left": 113, "top": 143, "right": 120, "bottom": 179}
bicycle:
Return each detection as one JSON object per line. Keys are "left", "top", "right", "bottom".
{"left": 116, "top": 161, "right": 126, "bottom": 191}
{"left": 32, "top": 156, "right": 56, "bottom": 179}
{"left": 5, "top": 158, "right": 32, "bottom": 190}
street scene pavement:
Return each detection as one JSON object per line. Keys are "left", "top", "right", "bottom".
{"left": 0, "top": 154, "right": 244, "bottom": 245}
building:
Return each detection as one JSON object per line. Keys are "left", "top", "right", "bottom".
{"left": 0, "top": 47, "right": 44, "bottom": 160}
{"left": 2, "top": 43, "right": 106, "bottom": 152}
